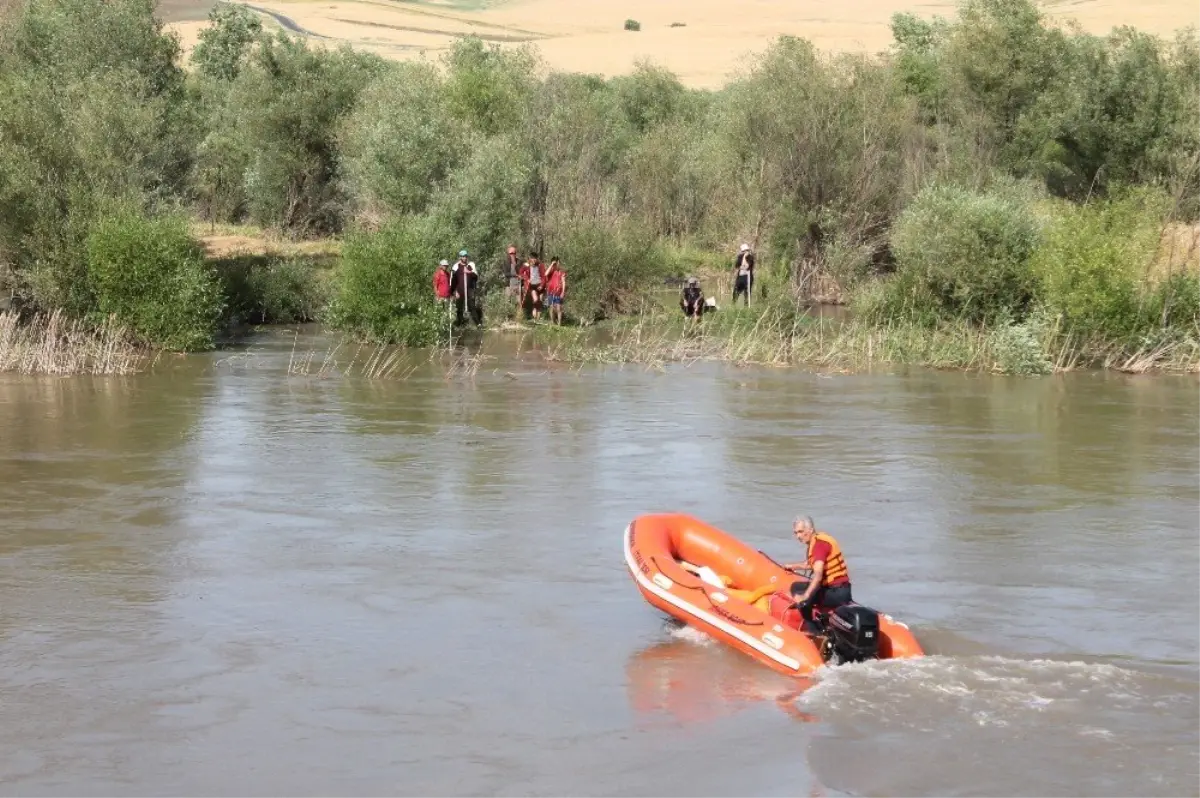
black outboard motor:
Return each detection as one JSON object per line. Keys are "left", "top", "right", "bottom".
{"left": 826, "top": 604, "right": 881, "bottom": 663}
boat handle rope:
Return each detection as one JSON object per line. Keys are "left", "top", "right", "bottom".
{"left": 650, "top": 556, "right": 765, "bottom": 626}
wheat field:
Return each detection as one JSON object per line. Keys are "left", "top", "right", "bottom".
{"left": 164, "top": 0, "right": 1199, "bottom": 88}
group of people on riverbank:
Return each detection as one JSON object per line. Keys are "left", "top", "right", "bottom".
{"left": 679, "top": 243, "right": 756, "bottom": 321}
{"left": 432, "top": 240, "right": 753, "bottom": 328}
{"left": 500, "top": 247, "right": 567, "bottom": 325}
{"left": 432, "top": 247, "right": 567, "bottom": 326}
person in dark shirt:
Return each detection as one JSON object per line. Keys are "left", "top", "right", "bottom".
{"left": 451, "top": 251, "right": 481, "bottom": 325}
{"left": 680, "top": 276, "right": 705, "bottom": 321}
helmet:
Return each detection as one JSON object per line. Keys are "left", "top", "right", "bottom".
{"left": 439, "top": 259, "right": 449, "bottom": 266}
{"left": 687, "top": 276, "right": 698, "bottom": 285}
{"left": 739, "top": 243, "right": 750, "bottom": 252}
{"left": 458, "top": 250, "right": 468, "bottom": 257}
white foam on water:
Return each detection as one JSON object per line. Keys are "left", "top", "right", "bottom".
{"left": 794, "top": 654, "right": 1154, "bottom": 728}
{"left": 792, "top": 654, "right": 1199, "bottom": 796}
{"left": 668, "top": 624, "right": 715, "bottom": 646}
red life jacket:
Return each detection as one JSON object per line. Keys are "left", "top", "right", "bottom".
{"left": 546, "top": 267, "right": 565, "bottom": 295}
{"left": 433, "top": 269, "right": 451, "bottom": 299}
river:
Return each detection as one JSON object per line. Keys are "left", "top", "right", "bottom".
{"left": 1, "top": 327, "right": 1196, "bottom": 797}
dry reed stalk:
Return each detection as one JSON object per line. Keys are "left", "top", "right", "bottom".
{"left": 0, "top": 310, "right": 148, "bottom": 375}
{"left": 286, "top": 335, "right": 433, "bottom": 380}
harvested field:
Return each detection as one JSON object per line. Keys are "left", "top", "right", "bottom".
{"left": 165, "top": 0, "right": 1200, "bottom": 88}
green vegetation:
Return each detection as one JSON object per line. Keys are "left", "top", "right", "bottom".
{"left": 326, "top": 218, "right": 446, "bottom": 346}
{"left": 0, "top": 0, "right": 1195, "bottom": 375}
{"left": 86, "top": 208, "right": 224, "bottom": 350}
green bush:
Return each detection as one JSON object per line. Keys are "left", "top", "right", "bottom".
{"left": 718, "top": 36, "right": 919, "bottom": 274}
{"left": 611, "top": 62, "right": 689, "bottom": 133}
{"left": 85, "top": 209, "right": 224, "bottom": 350}
{"left": 340, "top": 63, "right": 465, "bottom": 218}
{"left": 1146, "top": 271, "right": 1200, "bottom": 330}
{"left": 624, "top": 19, "right": 641, "bottom": 31}
{"left": 0, "top": 0, "right": 195, "bottom": 313}
{"left": 986, "top": 308, "right": 1053, "bottom": 374}
{"left": 545, "top": 218, "right": 672, "bottom": 323}
{"left": 218, "top": 255, "right": 327, "bottom": 324}
{"left": 194, "top": 33, "right": 387, "bottom": 234}
{"left": 191, "top": 1, "right": 264, "bottom": 82}
{"left": 850, "top": 269, "right": 946, "bottom": 327}
{"left": 1030, "top": 190, "right": 1169, "bottom": 339}
{"left": 442, "top": 37, "right": 539, "bottom": 138}
{"left": 1012, "top": 28, "right": 1198, "bottom": 199}
{"left": 424, "top": 134, "right": 532, "bottom": 270}
{"left": 326, "top": 219, "right": 444, "bottom": 345}
{"left": 890, "top": 183, "right": 1041, "bottom": 323}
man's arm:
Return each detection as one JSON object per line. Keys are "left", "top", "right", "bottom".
{"left": 792, "top": 560, "right": 825, "bottom": 604}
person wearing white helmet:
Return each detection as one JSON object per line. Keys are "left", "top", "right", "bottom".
{"left": 451, "top": 250, "right": 481, "bottom": 325}
{"left": 433, "top": 258, "right": 452, "bottom": 302}
{"left": 732, "top": 242, "right": 755, "bottom": 306}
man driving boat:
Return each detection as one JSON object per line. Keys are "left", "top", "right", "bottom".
{"left": 783, "top": 516, "right": 853, "bottom": 633}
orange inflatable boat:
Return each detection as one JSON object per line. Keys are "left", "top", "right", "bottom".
{"left": 623, "top": 513, "right": 923, "bottom": 677}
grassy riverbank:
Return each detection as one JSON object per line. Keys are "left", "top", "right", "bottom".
{"left": 531, "top": 305, "right": 1200, "bottom": 375}
{"left": 0, "top": 0, "right": 1197, "bottom": 376}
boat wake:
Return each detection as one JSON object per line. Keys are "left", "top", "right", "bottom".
{"left": 799, "top": 654, "right": 1155, "bottom": 725}
{"left": 793, "top": 655, "right": 1199, "bottom": 796}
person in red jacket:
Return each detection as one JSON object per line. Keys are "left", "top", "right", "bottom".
{"left": 433, "top": 259, "right": 452, "bottom": 301}
{"left": 544, "top": 257, "right": 566, "bottom": 325}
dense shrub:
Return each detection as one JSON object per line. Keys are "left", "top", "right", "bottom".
{"left": 192, "top": 33, "right": 387, "bottom": 234}
{"left": 420, "top": 133, "right": 533, "bottom": 280}
{"left": 1147, "top": 271, "right": 1200, "bottom": 330}
{"left": 340, "top": 63, "right": 467, "bottom": 219}
{"left": 0, "top": 0, "right": 194, "bottom": 313}
{"left": 441, "top": 37, "right": 539, "bottom": 138}
{"left": 85, "top": 209, "right": 224, "bottom": 350}
{"left": 889, "top": 183, "right": 1041, "bottom": 323}
{"left": 218, "top": 255, "right": 327, "bottom": 325}
{"left": 1030, "top": 189, "right": 1171, "bottom": 339}
{"left": 191, "top": 1, "right": 263, "bottom": 82}
{"left": 719, "top": 37, "right": 921, "bottom": 276}
{"left": 546, "top": 219, "right": 673, "bottom": 322}
{"left": 326, "top": 220, "right": 444, "bottom": 345}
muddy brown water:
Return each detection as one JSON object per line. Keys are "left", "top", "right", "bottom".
{"left": 1, "top": 327, "right": 1197, "bottom": 797}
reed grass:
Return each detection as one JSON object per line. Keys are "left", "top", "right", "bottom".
{"left": 538, "top": 307, "right": 1200, "bottom": 375}
{"left": 0, "top": 310, "right": 150, "bottom": 375}
{"left": 285, "top": 331, "right": 488, "bottom": 380}
{"left": 287, "top": 333, "right": 420, "bottom": 380}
